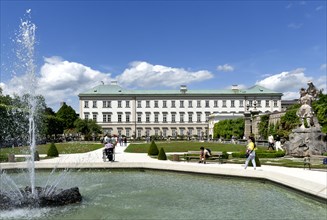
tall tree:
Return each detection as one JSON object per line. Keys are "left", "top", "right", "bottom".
{"left": 312, "top": 93, "right": 327, "bottom": 133}
{"left": 56, "top": 103, "right": 78, "bottom": 129}
{"left": 74, "top": 118, "right": 102, "bottom": 140}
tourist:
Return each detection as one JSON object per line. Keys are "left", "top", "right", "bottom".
{"left": 275, "top": 135, "right": 283, "bottom": 151}
{"left": 199, "top": 147, "right": 211, "bottom": 164}
{"left": 244, "top": 136, "right": 256, "bottom": 170}
{"left": 104, "top": 141, "right": 115, "bottom": 161}
{"left": 267, "top": 134, "right": 275, "bottom": 150}
{"left": 124, "top": 137, "right": 127, "bottom": 146}
{"left": 104, "top": 134, "right": 110, "bottom": 144}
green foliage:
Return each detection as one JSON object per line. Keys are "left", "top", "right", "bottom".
{"left": 312, "top": 93, "right": 327, "bottom": 133}
{"left": 148, "top": 140, "right": 159, "bottom": 155}
{"left": 74, "top": 118, "right": 102, "bottom": 139}
{"left": 44, "top": 115, "right": 64, "bottom": 136}
{"left": 222, "top": 151, "right": 229, "bottom": 159}
{"left": 258, "top": 114, "right": 269, "bottom": 139}
{"left": 56, "top": 103, "right": 78, "bottom": 129}
{"left": 214, "top": 118, "right": 244, "bottom": 139}
{"left": 231, "top": 150, "right": 285, "bottom": 159}
{"left": 157, "top": 147, "right": 167, "bottom": 160}
{"left": 126, "top": 141, "right": 249, "bottom": 153}
{"left": 47, "top": 142, "right": 59, "bottom": 157}
{"left": 280, "top": 104, "right": 301, "bottom": 136}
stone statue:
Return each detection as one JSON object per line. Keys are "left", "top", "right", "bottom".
{"left": 283, "top": 81, "right": 326, "bottom": 157}
{"left": 296, "top": 81, "right": 321, "bottom": 129}
{"left": 306, "top": 81, "right": 320, "bottom": 99}
{"left": 296, "top": 88, "right": 314, "bottom": 128}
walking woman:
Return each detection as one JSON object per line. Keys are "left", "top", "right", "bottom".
{"left": 244, "top": 136, "right": 256, "bottom": 170}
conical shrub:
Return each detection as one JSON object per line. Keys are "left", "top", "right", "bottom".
{"left": 47, "top": 142, "right": 59, "bottom": 157}
{"left": 148, "top": 140, "right": 159, "bottom": 156}
{"left": 158, "top": 147, "right": 167, "bottom": 160}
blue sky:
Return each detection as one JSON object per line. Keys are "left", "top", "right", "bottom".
{"left": 1, "top": 0, "right": 326, "bottom": 112}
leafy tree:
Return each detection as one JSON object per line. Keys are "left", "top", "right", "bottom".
{"left": 258, "top": 114, "right": 269, "bottom": 139}
{"left": 214, "top": 118, "right": 244, "bottom": 139}
{"left": 44, "top": 115, "right": 64, "bottom": 137}
{"left": 56, "top": 103, "right": 78, "bottom": 129}
{"left": 74, "top": 118, "right": 102, "bottom": 140}
{"left": 280, "top": 104, "right": 301, "bottom": 137}
{"left": 312, "top": 93, "right": 327, "bottom": 133}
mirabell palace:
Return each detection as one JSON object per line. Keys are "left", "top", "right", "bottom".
{"left": 78, "top": 81, "right": 282, "bottom": 138}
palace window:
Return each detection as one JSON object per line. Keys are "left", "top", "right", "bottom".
{"left": 92, "top": 101, "right": 97, "bottom": 108}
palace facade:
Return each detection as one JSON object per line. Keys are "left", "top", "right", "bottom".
{"left": 78, "top": 82, "right": 282, "bottom": 139}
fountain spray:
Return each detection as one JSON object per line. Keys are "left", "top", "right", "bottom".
{"left": 16, "top": 9, "right": 38, "bottom": 197}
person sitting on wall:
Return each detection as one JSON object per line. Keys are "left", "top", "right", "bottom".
{"left": 199, "top": 147, "right": 211, "bottom": 164}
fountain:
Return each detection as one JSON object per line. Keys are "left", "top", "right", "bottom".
{"left": 0, "top": 9, "right": 82, "bottom": 210}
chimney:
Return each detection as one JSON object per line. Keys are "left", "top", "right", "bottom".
{"left": 180, "top": 85, "right": 187, "bottom": 94}
{"left": 232, "top": 85, "right": 239, "bottom": 93}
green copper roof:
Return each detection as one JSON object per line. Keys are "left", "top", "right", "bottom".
{"left": 79, "top": 84, "right": 282, "bottom": 97}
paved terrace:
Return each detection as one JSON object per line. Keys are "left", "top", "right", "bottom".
{"left": 1, "top": 144, "right": 326, "bottom": 201}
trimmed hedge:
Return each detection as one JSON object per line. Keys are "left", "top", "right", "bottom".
{"left": 148, "top": 140, "right": 159, "bottom": 156}
{"left": 47, "top": 142, "right": 59, "bottom": 157}
{"left": 232, "top": 150, "right": 285, "bottom": 158}
{"left": 158, "top": 148, "right": 167, "bottom": 160}
{"left": 222, "top": 151, "right": 229, "bottom": 159}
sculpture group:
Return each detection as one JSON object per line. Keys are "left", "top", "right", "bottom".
{"left": 296, "top": 81, "right": 320, "bottom": 129}
{"left": 284, "top": 81, "right": 326, "bottom": 156}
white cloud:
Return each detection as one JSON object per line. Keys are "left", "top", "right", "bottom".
{"left": 217, "top": 64, "right": 234, "bottom": 72}
{"left": 2, "top": 58, "right": 213, "bottom": 111}
{"left": 288, "top": 23, "right": 303, "bottom": 29}
{"left": 2, "top": 56, "right": 113, "bottom": 112}
{"left": 37, "top": 57, "right": 113, "bottom": 109}
{"left": 256, "top": 68, "right": 326, "bottom": 100}
{"left": 316, "top": 5, "right": 323, "bottom": 11}
{"left": 256, "top": 68, "right": 312, "bottom": 99}
{"left": 320, "top": 63, "right": 326, "bottom": 70}
{"left": 285, "top": 3, "right": 292, "bottom": 9}
{"left": 116, "top": 61, "right": 213, "bottom": 88}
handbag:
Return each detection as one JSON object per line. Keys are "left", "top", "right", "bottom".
{"left": 245, "top": 149, "right": 253, "bottom": 158}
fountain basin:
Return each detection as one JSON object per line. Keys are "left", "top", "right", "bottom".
{"left": 1, "top": 169, "right": 326, "bottom": 220}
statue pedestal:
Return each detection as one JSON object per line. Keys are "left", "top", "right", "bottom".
{"left": 244, "top": 112, "right": 252, "bottom": 138}
{"left": 283, "top": 127, "right": 326, "bottom": 157}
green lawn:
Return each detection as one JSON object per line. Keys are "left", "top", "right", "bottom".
{"left": 125, "top": 141, "right": 252, "bottom": 153}
{"left": 0, "top": 142, "right": 103, "bottom": 157}
{"left": 1, "top": 141, "right": 326, "bottom": 169}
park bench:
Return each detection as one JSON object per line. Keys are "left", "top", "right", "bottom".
{"left": 184, "top": 151, "right": 224, "bottom": 163}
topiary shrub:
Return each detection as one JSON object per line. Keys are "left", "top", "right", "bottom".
{"left": 148, "top": 140, "right": 159, "bottom": 156}
{"left": 222, "top": 151, "right": 229, "bottom": 159}
{"left": 158, "top": 148, "right": 167, "bottom": 160}
{"left": 47, "top": 142, "right": 59, "bottom": 157}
